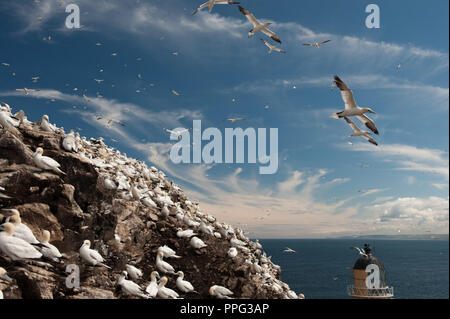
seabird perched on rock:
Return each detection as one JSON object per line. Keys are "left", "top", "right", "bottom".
{"left": 0, "top": 223, "right": 43, "bottom": 260}
{"left": 238, "top": 6, "right": 281, "bottom": 43}
{"left": 62, "top": 130, "right": 77, "bottom": 152}
{"left": 192, "top": 0, "right": 240, "bottom": 15}
{"left": 3, "top": 212, "right": 42, "bottom": 245}
{"left": 40, "top": 115, "right": 57, "bottom": 133}
{"left": 228, "top": 247, "right": 238, "bottom": 258}
{"left": 0, "top": 109, "right": 20, "bottom": 135}
{"left": 158, "top": 245, "right": 181, "bottom": 259}
{"left": 156, "top": 251, "right": 176, "bottom": 274}
{"left": 145, "top": 271, "right": 160, "bottom": 297}
{"left": 126, "top": 264, "right": 143, "bottom": 281}
{"left": 176, "top": 271, "right": 196, "bottom": 294}
{"left": 33, "top": 147, "right": 66, "bottom": 175}
{"left": 331, "top": 75, "right": 379, "bottom": 135}
{"left": 36, "top": 230, "right": 63, "bottom": 262}
{"left": 209, "top": 285, "right": 234, "bottom": 299}
{"left": 190, "top": 236, "right": 207, "bottom": 249}
{"left": 117, "top": 271, "right": 150, "bottom": 298}
{"left": 0, "top": 267, "right": 13, "bottom": 299}
{"left": 79, "top": 240, "right": 111, "bottom": 268}
{"left": 176, "top": 228, "right": 198, "bottom": 238}
{"left": 157, "top": 276, "right": 180, "bottom": 299}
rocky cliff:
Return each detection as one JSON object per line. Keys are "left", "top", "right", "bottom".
{"left": 0, "top": 108, "right": 301, "bottom": 299}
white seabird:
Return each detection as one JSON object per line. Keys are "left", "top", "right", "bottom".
{"left": 0, "top": 110, "right": 20, "bottom": 135}
{"left": 238, "top": 6, "right": 281, "bottom": 43}
{"left": 261, "top": 39, "right": 286, "bottom": 54}
{"left": 192, "top": 0, "right": 239, "bottom": 15}
{"left": 176, "top": 271, "right": 196, "bottom": 294}
{"left": 228, "top": 247, "right": 238, "bottom": 258}
{"left": 177, "top": 228, "right": 198, "bottom": 238}
{"left": 145, "top": 271, "right": 160, "bottom": 297}
{"left": 157, "top": 276, "right": 180, "bottom": 299}
{"left": 37, "top": 230, "right": 63, "bottom": 262}
{"left": 209, "top": 285, "right": 234, "bottom": 299}
{"left": 156, "top": 251, "right": 176, "bottom": 274}
{"left": 62, "top": 130, "right": 77, "bottom": 152}
{"left": 0, "top": 223, "right": 42, "bottom": 260}
{"left": 350, "top": 246, "right": 368, "bottom": 257}
{"left": 158, "top": 245, "right": 181, "bottom": 259}
{"left": 79, "top": 240, "right": 111, "bottom": 268}
{"left": 33, "top": 147, "right": 65, "bottom": 175}
{"left": 0, "top": 267, "right": 13, "bottom": 299}
{"left": 2, "top": 211, "right": 41, "bottom": 245}
{"left": 126, "top": 264, "right": 143, "bottom": 281}
{"left": 40, "top": 115, "right": 57, "bottom": 133}
{"left": 15, "top": 88, "right": 40, "bottom": 96}
{"left": 343, "top": 116, "right": 378, "bottom": 146}
{"left": 303, "top": 40, "right": 331, "bottom": 48}
{"left": 331, "top": 75, "right": 379, "bottom": 135}
{"left": 190, "top": 236, "right": 207, "bottom": 249}
{"left": 283, "top": 247, "right": 296, "bottom": 253}
{"left": 117, "top": 271, "right": 150, "bottom": 298}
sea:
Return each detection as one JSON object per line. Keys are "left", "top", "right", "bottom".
{"left": 258, "top": 239, "right": 449, "bottom": 299}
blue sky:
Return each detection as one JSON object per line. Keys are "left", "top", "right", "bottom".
{"left": 0, "top": 0, "right": 448, "bottom": 238}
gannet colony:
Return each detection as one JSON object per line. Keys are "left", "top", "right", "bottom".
{"left": 0, "top": 103, "right": 303, "bottom": 299}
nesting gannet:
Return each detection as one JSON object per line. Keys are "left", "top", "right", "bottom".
{"left": 141, "top": 197, "right": 157, "bottom": 208}
{"left": 176, "top": 271, "right": 196, "bottom": 293}
{"left": 126, "top": 264, "right": 143, "bottom": 281}
{"left": 37, "top": 230, "right": 63, "bottom": 262}
{"left": 117, "top": 271, "right": 150, "bottom": 298}
{"left": 177, "top": 228, "right": 198, "bottom": 238}
{"left": 79, "top": 240, "right": 111, "bottom": 268}
{"left": 158, "top": 245, "right": 181, "bottom": 259}
{"left": 157, "top": 276, "right": 180, "bottom": 299}
{"left": 0, "top": 223, "right": 42, "bottom": 260}
{"left": 2, "top": 211, "right": 41, "bottom": 245}
{"left": 62, "top": 130, "right": 77, "bottom": 152}
{"left": 33, "top": 147, "right": 65, "bottom": 175}
{"left": 145, "top": 271, "right": 160, "bottom": 297}
{"left": 343, "top": 116, "right": 378, "bottom": 146}
{"left": 161, "top": 205, "right": 170, "bottom": 218}
{"left": 238, "top": 6, "right": 281, "bottom": 43}
{"left": 283, "top": 247, "right": 296, "bottom": 253}
{"left": 190, "top": 236, "right": 207, "bottom": 249}
{"left": 228, "top": 247, "right": 238, "bottom": 258}
{"left": 0, "top": 111, "right": 20, "bottom": 135}
{"left": 230, "top": 234, "right": 246, "bottom": 247}
{"left": 13, "top": 110, "right": 32, "bottom": 127}
{"left": 331, "top": 76, "right": 379, "bottom": 135}
{"left": 199, "top": 221, "right": 214, "bottom": 236}
{"left": 192, "top": 0, "right": 240, "bottom": 15}
{"left": 261, "top": 39, "right": 286, "bottom": 54}
{"left": 40, "top": 115, "right": 57, "bottom": 132}
{"left": 209, "top": 285, "right": 234, "bottom": 299}
{"left": 156, "top": 251, "right": 176, "bottom": 274}
{"left": 303, "top": 40, "right": 331, "bottom": 48}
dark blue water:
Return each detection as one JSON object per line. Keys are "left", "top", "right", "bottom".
{"left": 258, "top": 239, "right": 449, "bottom": 299}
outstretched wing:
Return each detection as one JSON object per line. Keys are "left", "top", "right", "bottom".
{"left": 261, "top": 28, "right": 281, "bottom": 43}
{"left": 238, "top": 6, "right": 259, "bottom": 28}
{"left": 334, "top": 75, "right": 357, "bottom": 109}
{"left": 356, "top": 114, "right": 379, "bottom": 135}
{"left": 343, "top": 116, "right": 360, "bottom": 133}
{"left": 319, "top": 40, "right": 331, "bottom": 45}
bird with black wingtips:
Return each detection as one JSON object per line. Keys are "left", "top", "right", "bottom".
{"left": 331, "top": 75, "right": 379, "bottom": 135}
{"left": 192, "top": 0, "right": 240, "bottom": 15}
{"left": 343, "top": 116, "right": 378, "bottom": 146}
{"left": 238, "top": 6, "right": 281, "bottom": 43}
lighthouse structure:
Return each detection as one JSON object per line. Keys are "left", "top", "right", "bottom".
{"left": 347, "top": 244, "right": 394, "bottom": 299}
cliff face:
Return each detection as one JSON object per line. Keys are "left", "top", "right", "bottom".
{"left": 0, "top": 114, "right": 299, "bottom": 299}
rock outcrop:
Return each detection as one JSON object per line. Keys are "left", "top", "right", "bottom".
{"left": 0, "top": 110, "right": 301, "bottom": 299}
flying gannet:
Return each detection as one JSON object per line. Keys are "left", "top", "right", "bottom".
{"left": 303, "top": 40, "right": 331, "bottom": 48}
{"left": 145, "top": 271, "right": 160, "bottom": 297}
{"left": 238, "top": 6, "right": 281, "bottom": 43}
{"left": 192, "top": 0, "right": 240, "bottom": 15}
{"left": 157, "top": 276, "right": 180, "bottom": 299}
{"left": 176, "top": 271, "right": 196, "bottom": 294}
{"left": 33, "top": 147, "right": 65, "bottom": 175}
{"left": 343, "top": 116, "right": 378, "bottom": 146}
{"left": 117, "top": 271, "right": 150, "bottom": 298}
{"left": 227, "top": 118, "right": 245, "bottom": 123}
{"left": 79, "top": 240, "right": 111, "bottom": 268}
{"left": 331, "top": 75, "right": 379, "bottom": 135}
{"left": 260, "top": 39, "right": 286, "bottom": 54}
{"left": 164, "top": 128, "right": 190, "bottom": 140}
{"left": 0, "top": 223, "right": 43, "bottom": 260}
{"left": 283, "top": 247, "right": 296, "bottom": 253}
{"left": 209, "top": 285, "right": 234, "bottom": 299}
{"left": 15, "top": 88, "right": 40, "bottom": 95}
{"left": 350, "top": 246, "right": 368, "bottom": 257}
{"left": 96, "top": 116, "right": 126, "bottom": 127}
